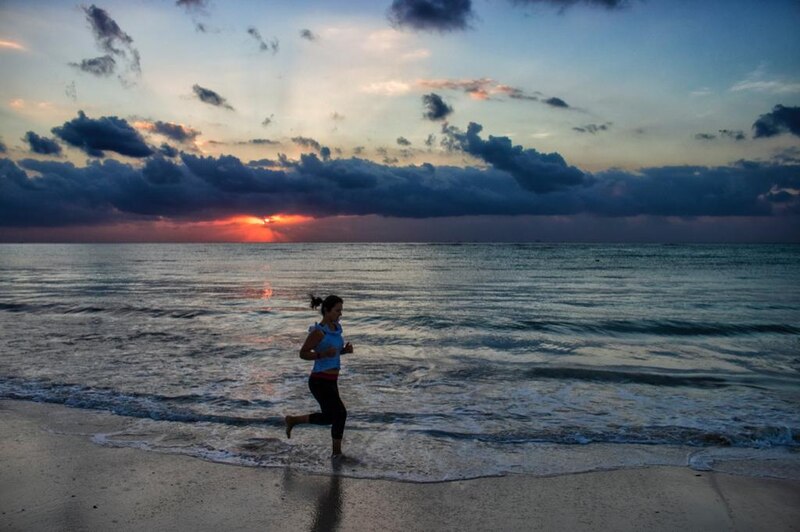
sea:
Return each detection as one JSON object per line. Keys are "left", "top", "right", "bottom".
{"left": 1, "top": 243, "right": 798, "bottom": 482}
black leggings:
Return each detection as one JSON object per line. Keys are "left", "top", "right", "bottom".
{"left": 308, "top": 377, "right": 347, "bottom": 439}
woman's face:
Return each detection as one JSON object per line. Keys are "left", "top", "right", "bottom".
{"left": 325, "top": 302, "right": 343, "bottom": 322}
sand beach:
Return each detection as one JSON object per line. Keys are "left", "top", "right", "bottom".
{"left": 2, "top": 399, "right": 798, "bottom": 532}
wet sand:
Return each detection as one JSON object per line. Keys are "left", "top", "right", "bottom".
{"left": 1, "top": 399, "right": 798, "bottom": 532}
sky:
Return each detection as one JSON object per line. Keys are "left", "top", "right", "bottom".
{"left": 0, "top": 0, "right": 799, "bottom": 242}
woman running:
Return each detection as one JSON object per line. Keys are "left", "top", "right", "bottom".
{"left": 284, "top": 294, "right": 353, "bottom": 456}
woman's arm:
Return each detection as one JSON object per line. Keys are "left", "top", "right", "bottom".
{"left": 299, "top": 330, "right": 335, "bottom": 360}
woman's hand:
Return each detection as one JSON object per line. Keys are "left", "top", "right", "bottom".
{"left": 342, "top": 342, "right": 353, "bottom": 354}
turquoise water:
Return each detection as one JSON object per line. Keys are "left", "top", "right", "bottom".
{"left": 1, "top": 243, "right": 798, "bottom": 481}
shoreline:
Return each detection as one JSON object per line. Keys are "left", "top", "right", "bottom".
{"left": 2, "top": 399, "right": 799, "bottom": 531}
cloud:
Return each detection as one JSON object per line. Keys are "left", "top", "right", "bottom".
{"left": 331, "top": 112, "right": 345, "bottom": 122}
{"left": 752, "top": 105, "right": 800, "bottom": 138}
{"left": 422, "top": 93, "right": 453, "bottom": 121}
{"left": 236, "top": 138, "right": 280, "bottom": 145}
{"left": 510, "top": 0, "right": 630, "bottom": 11}
{"left": 417, "top": 78, "right": 566, "bottom": 108}
{"left": 80, "top": 4, "right": 141, "bottom": 83}
{"left": 300, "top": 29, "right": 317, "bottom": 41}
{"left": 771, "top": 147, "right": 800, "bottom": 165}
{"left": 544, "top": 97, "right": 569, "bottom": 108}
{"left": 192, "top": 84, "right": 235, "bottom": 110}
{"left": 361, "top": 80, "right": 412, "bottom": 95}
{"left": 0, "top": 40, "right": 26, "bottom": 51}
{"left": 175, "top": 0, "right": 208, "bottom": 10}
{"left": 573, "top": 122, "right": 611, "bottom": 134}
{"left": 292, "top": 136, "right": 322, "bottom": 152}
{"left": 69, "top": 55, "right": 116, "bottom": 76}
{"left": 397, "top": 136, "right": 412, "bottom": 146}
{"left": 152, "top": 121, "right": 201, "bottom": 143}
{"left": 262, "top": 115, "right": 274, "bottom": 127}
{"left": 2, "top": 142, "right": 797, "bottom": 229}
{"left": 419, "top": 78, "right": 495, "bottom": 100}
{"left": 425, "top": 134, "right": 436, "bottom": 147}
{"left": 695, "top": 133, "right": 716, "bottom": 141}
{"left": 51, "top": 110, "right": 154, "bottom": 158}
{"left": 65, "top": 82, "right": 77, "bottom": 102}
{"left": 730, "top": 66, "right": 800, "bottom": 95}
{"left": 247, "top": 27, "right": 279, "bottom": 54}
{"left": 388, "top": 0, "right": 474, "bottom": 32}
{"left": 0, "top": 140, "right": 5, "bottom": 153}
{"left": 718, "top": 129, "right": 746, "bottom": 141}
{"left": 443, "top": 122, "right": 585, "bottom": 193}
{"left": 24, "top": 132, "right": 62, "bottom": 155}
{"left": 159, "top": 143, "right": 179, "bottom": 158}
{"left": 247, "top": 158, "right": 282, "bottom": 168}
{"left": 134, "top": 120, "right": 201, "bottom": 143}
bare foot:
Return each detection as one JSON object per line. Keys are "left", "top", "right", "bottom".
{"left": 285, "top": 415, "right": 294, "bottom": 439}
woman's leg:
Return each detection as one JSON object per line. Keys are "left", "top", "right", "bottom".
{"left": 306, "top": 379, "right": 347, "bottom": 454}
{"left": 284, "top": 414, "right": 308, "bottom": 438}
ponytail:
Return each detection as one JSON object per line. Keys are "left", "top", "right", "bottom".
{"left": 309, "top": 293, "right": 343, "bottom": 316}
{"left": 309, "top": 294, "right": 324, "bottom": 310}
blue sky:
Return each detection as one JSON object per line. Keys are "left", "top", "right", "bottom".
{"left": 0, "top": 0, "right": 799, "bottom": 241}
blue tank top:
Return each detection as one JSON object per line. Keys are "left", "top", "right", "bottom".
{"left": 310, "top": 322, "right": 345, "bottom": 373}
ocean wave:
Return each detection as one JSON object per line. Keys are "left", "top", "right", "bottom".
{"left": 0, "top": 301, "right": 217, "bottom": 319}
{"left": 434, "top": 364, "right": 795, "bottom": 389}
{"left": 2, "top": 377, "right": 797, "bottom": 451}
{"left": 397, "top": 314, "right": 799, "bottom": 336}
{"left": 0, "top": 378, "right": 275, "bottom": 425}
{"left": 403, "top": 424, "right": 799, "bottom": 448}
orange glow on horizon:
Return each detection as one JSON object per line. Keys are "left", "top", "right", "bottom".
{"left": 165, "top": 213, "right": 315, "bottom": 242}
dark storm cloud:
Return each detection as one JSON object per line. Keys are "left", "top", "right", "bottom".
{"left": 2, "top": 149, "right": 797, "bottom": 228}
{"left": 143, "top": 155, "right": 183, "bottom": 184}
{"left": 443, "top": 122, "right": 585, "bottom": 193}
{"left": 544, "top": 97, "right": 569, "bottom": 108}
{"left": 51, "top": 111, "right": 153, "bottom": 158}
{"left": 300, "top": 29, "right": 318, "bottom": 41}
{"left": 0, "top": 139, "right": 7, "bottom": 153}
{"left": 291, "top": 136, "right": 322, "bottom": 152}
{"left": 69, "top": 55, "right": 116, "bottom": 76}
{"left": 752, "top": 105, "right": 800, "bottom": 138}
{"left": 247, "top": 158, "right": 282, "bottom": 168}
{"left": 23, "top": 132, "right": 62, "bottom": 155}
{"left": 192, "top": 84, "right": 235, "bottom": 110}
{"left": 159, "top": 143, "right": 179, "bottom": 158}
{"left": 152, "top": 121, "right": 200, "bottom": 143}
{"left": 422, "top": 93, "right": 454, "bottom": 121}
{"left": 247, "top": 27, "right": 279, "bottom": 54}
{"left": 388, "top": 0, "right": 474, "bottom": 32}
{"left": 2, "top": 120, "right": 798, "bottom": 229}
{"left": 573, "top": 123, "right": 611, "bottom": 134}
{"left": 81, "top": 5, "right": 141, "bottom": 78}
{"left": 397, "top": 137, "right": 412, "bottom": 146}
